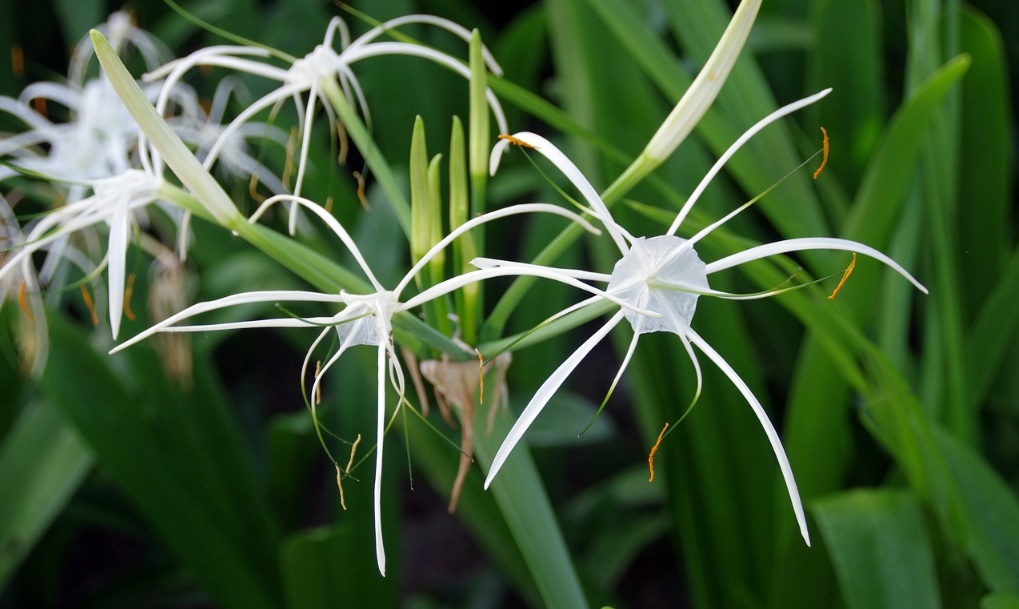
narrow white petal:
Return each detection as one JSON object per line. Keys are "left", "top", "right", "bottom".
{"left": 502, "top": 131, "right": 630, "bottom": 254}
{"left": 484, "top": 311, "right": 625, "bottom": 488}
{"left": 343, "top": 42, "right": 507, "bottom": 134}
{"left": 107, "top": 201, "right": 130, "bottom": 339}
{"left": 395, "top": 203, "right": 601, "bottom": 296}
{"left": 109, "top": 290, "right": 352, "bottom": 353}
{"left": 250, "top": 194, "right": 383, "bottom": 291}
{"left": 374, "top": 343, "right": 387, "bottom": 576}
{"left": 705, "top": 237, "right": 928, "bottom": 294}
{"left": 404, "top": 266, "right": 656, "bottom": 319}
{"left": 470, "top": 257, "right": 609, "bottom": 283}
{"left": 348, "top": 14, "right": 503, "bottom": 77}
{"left": 687, "top": 328, "right": 809, "bottom": 545}
{"left": 668, "top": 88, "right": 832, "bottom": 236}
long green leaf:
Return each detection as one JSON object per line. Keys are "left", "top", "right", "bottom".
{"left": 813, "top": 489, "right": 941, "bottom": 609}
{"left": 0, "top": 401, "right": 92, "bottom": 591}
{"left": 43, "top": 315, "right": 279, "bottom": 609}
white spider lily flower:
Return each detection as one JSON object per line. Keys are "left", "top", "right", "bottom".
{"left": 0, "top": 196, "right": 49, "bottom": 375}
{"left": 69, "top": 11, "right": 173, "bottom": 85}
{"left": 110, "top": 197, "right": 601, "bottom": 576}
{"left": 0, "top": 78, "right": 151, "bottom": 198}
{"left": 170, "top": 78, "right": 289, "bottom": 195}
{"left": 146, "top": 14, "right": 509, "bottom": 233}
{"left": 0, "top": 169, "right": 165, "bottom": 339}
{"left": 481, "top": 90, "right": 928, "bottom": 547}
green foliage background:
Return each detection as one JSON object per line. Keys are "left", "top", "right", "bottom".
{"left": 1, "top": 0, "right": 1018, "bottom": 607}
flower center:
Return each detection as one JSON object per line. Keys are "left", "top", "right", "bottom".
{"left": 607, "top": 235, "right": 709, "bottom": 336}
{"left": 287, "top": 45, "right": 341, "bottom": 87}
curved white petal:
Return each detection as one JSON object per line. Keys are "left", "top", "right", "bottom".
{"left": 374, "top": 343, "right": 388, "bottom": 576}
{"left": 687, "top": 328, "right": 809, "bottom": 545}
{"left": 404, "top": 265, "right": 656, "bottom": 318}
{"left": 688, "top": 331, "right": 807, "bottom": 545}
{"left": 250, "top": 194, "right": 383, "bottom": 291}
{"left": 110, "top": 290, "right": 352, "bottom": 353}
{"left": 705, "top": 237, "right": 928, "bottom": 294}
{"left": 470, "top": 257, "right": 609, "bottom": 283}
{"left": 484, "top": 311, "right": 625, "bottom": 489}
{"left": 395, "top": 203, "right": 601, "bottom": 296}
{"left": 668, "top": 88, "right": 832, "bottom": 236}
{"left": 499, "top": 131, "right": 630, "bottom": 253}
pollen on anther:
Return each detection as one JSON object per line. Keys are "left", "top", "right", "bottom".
{"left": 813, "top": 127, "right": 829, "bottom": 180}
{"left": 123, "top": 273, "right": 137, "bottom": 322}
{"left": 17, "top": 281, "right": 33, "bottom": 324}
{"left": 828, "top": 253, "right": 857, "bottom": 299}
{"left": 648, "top": 422, "right": 669, "bottom": 482}
{"left": 81, "top": 284, "right": 99, "bottom": 327}
{"left": 497, "top": 134, "right": 536, "bottom": 149}
{"left": 353, "top": 171, "right": 369, "bottom": 210}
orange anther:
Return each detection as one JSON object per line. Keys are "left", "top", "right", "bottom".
{"left": 497, "top": 134, "right": 536, "bottom": 149}
{"left": 828, "top": 253, "right": 857, "bottom": 300}
{"left": 648, "top": 422, "right": 669, "bottom": 482}
{"left": 17, "top": 281, "right": 33, "bottom": 324}
{"left": 81, "top": 284, "right": 99, "bottom": 327}
{"left": 123, "top": 273, "right": 137, "bottom": 321}
{"left": 813, "top": 127, "right": 829, "bottom": 180}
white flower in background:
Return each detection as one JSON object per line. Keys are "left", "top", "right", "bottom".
{"left": 68, "top": 10, "right": 173, "bottom": 85}
{"left": 145, "top": 14, "right": 509, "bottom": 232}
{"left": 479, "top": 90, "right": 929, "bottom": 546}
{"left": 0, "top": 195, "right": 48, "bottom": 375}
{"left": 170, "top": 77, "right": 290, "bottom": 196}
{"left": 110, "top": 196, "right": 606, "bottom": 576}
{"left": 0, "top": 169, "right": 165, "bottom": 339}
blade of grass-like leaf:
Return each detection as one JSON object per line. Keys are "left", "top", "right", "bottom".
{"left": 401, "top": 414, "right": 540, "bottom": 607}
{"left": 967, "top": 247, "right": 1019, "bottom": 404}
{"left": 810, "top": 0, "right": 884, "bottom": 190}
{"left": 813, "top": 489, "right": 941, "bottom": 609}
{"left": 43, "top": 315, "right": 279, "bottom": 609}
{"left": 281, "top": 523, "right": 398, "bottom": 609}
{"left": 934, "top": 428, "right": 1019, "bottom": 593}
{"left": 842, "top": 54, "right": 969, "bottom": 248}
{"left": 956, "top": 7, "right": 1011, "bottom": 311}
{"left": 476, "top": 409, "right": 589, "bottom": 609}
{"left": 0, "top": 402, "right": 92, "bottom": 591}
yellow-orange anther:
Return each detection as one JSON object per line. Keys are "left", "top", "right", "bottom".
{"left": 813, "top": 127, "right": 829, "bottom": 180}
{"left": 828, "top": 252, "right": 857, "bottom": 299}
{"left": 648, "top": 422, "right": 669, "bottom": 482}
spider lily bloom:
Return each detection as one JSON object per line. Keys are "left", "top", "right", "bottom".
{"left": 68, "top": 11, "right": 173, "bottom": 85}
{"left": 170, "top": 78, "right": 290, "bottom": 196}
{"left": 0, "top": 77, "right": 156, "bottom": 201}
{"left": 0, "top": 169, "right": 167, "bottom": 339}
{"left": 110, "top": 195, "right": 607, "bottom": 576}
{"left": 480, "top": 91, "right": 928, "bottom": 546}
{"left": 145, "top": 14, "right": 509, "bottom": 232}
{"left": 0, "top": 195, "right": 49, "bottom": 375}
{"left": 0, "top": 12, "right": 181, "bottom": 197}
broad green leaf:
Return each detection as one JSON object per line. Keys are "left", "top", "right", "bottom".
{"left": 0, "top": 401, "right": 92, "bottom": 591}
{"left": 982, "top": 593, "right": 1019, "bottom": 609}
{"left": 813, "top": 489, "right": 941, "bottom": 609}
{"left": 935, "top": 429, "right": 1019, "bottom": 593}
{"left": 281, "top": 524, "right": 398, "bottom": 609}
{"left": 43, "top": 315, "right": 280, "bottom": 609}
{"left": 810, "top": 0, "right": 884, "bottom": 188}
